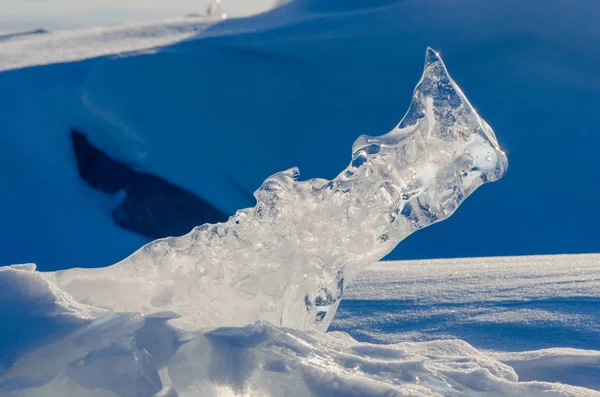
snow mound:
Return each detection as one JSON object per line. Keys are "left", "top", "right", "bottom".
{"left": 494, "top": 349, "right": 600, "bottom": 391}
{"left": 0, "top": 263, "right": 594, "bottom": 397}
{"left": 0, "top": 264, "right": 96, "bottom": 372}
{"left": 44, "top": 49, "right": 506, "bottom": 332}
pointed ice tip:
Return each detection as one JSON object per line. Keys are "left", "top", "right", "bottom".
{"left": 425, "top": 47, "right": 442, "bottom": 67}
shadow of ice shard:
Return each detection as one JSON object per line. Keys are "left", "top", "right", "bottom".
{"left": 71, "top": 129, "right": 230, "bottom": 240}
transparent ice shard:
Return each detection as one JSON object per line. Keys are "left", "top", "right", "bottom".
{"left": 46, "top": 48, "right": 507, "bottom": 331}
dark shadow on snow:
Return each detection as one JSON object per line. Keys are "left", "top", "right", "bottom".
{"left": 71, "top": 129, "right": 229, "bottom": 240}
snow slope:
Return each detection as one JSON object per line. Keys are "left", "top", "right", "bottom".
{"left": 1, "top": 0, "right": 599, "bottom": 270}
{"left": 1, "top": 254, "right": 599, "bottom": 396}
{"left": 0, "top": 18, "right": 215, "bottom": 72}
{"left": 0, "top": 0, "right": 272, "bottom": 31}
{"left": 0, "top": 17, "right": 227, "bottom": 269}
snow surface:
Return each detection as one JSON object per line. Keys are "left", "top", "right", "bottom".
{"left": 0, "top": 0, "right": 274, "bottom": 31}
{"left": 0, "top": 18, "right": 215, "bottom": 72}
{"left": 2, "top": 255, "right": 600, "bottom": 396}
{"left": 333, "top": 254, "right": 600, "bottom": 350}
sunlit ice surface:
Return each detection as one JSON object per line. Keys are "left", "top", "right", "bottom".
{"left": 43, "top": 49, "right": 507, "bottom": 332}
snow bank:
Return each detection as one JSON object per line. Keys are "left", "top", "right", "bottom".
{"left": 494, "top": 349, "right": 600, "bottom": 391}
{"left": 0, "top": 264, "right": 96, "bottom": 372}
{"left": 0, "top": 18, "right": 215, "bottom": 72}
{"left": 6, "top": 255, "right": 599, "bottom": 395}
{"left": 1, "top": 263, "right": 596, "bottom": 397}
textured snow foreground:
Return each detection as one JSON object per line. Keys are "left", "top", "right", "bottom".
{"left": 0, "top": 52, "right": 593, "bottom": 396}
{"left": 3, "top": 257, "right": 600, "bottom": 397}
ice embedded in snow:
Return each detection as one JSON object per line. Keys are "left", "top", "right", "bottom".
{"left": 2, "top": 47, "right": 597, "bottom": 397}
{"left": 45, "top": 48, "right": 507, "bottom": 332}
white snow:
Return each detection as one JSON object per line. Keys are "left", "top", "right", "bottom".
{"left": 333, "top": 254, "right": 600, "bottom": 349}
{"left": 330, "top": 254, "right": 600, "bottom": 391}
{"left": 2, "top": 255, "right": 600, "bottom": 396}
{"left": 493, "top": 349, "right": 600, "bottom": 391}
{"left": 0, "top": 0, "right": 275, "bottom": 31}
{"left": 0, "top": 18, "right": 215, "bottom": 72}
{"left": 342, "top": 254, "right": 600, "bottom": 305}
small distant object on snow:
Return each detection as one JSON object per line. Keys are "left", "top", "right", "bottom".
{"left": 206, "top": 0, "right": 227, "bottom": 19}
{"left": 187, "top": 0, "right": 227, "bottom": 20}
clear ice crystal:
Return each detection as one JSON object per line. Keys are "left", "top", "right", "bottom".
{"left": 46, "top": 48, "right": 507, "bottom": 331}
